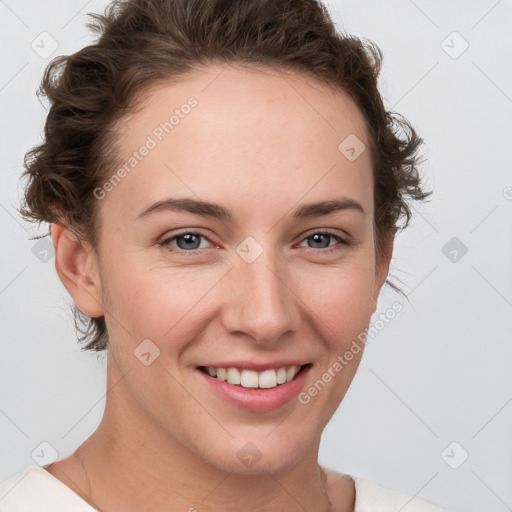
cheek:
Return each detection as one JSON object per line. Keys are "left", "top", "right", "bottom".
{"left": 298, "top": 258, "right": 376, "bottom": 338}
{"left": 291, "top": 261, "right": 375, "bottom": 424}
{"left": 102, "top": 242, "right": 377, "bottom": 356}
{"left": 102, "top": 259, "right": 224, "bottom": 344}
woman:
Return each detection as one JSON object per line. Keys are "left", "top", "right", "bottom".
{"left": 0, "top": 0, "right": 448, "bottom": 510}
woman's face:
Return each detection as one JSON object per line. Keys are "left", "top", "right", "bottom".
{"left": 83, "top": 63, "right": 391, "bottom": 473}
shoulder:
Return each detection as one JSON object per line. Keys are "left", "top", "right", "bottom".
{"left": 0, "top": 465, "right": 96, "bottom": 511}
{"left": 353, "top": 476, "right": 448, "bottom": 512}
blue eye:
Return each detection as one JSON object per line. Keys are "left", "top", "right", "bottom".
{"left": 160, "top": 232, "right": 211, "bottom": 254}
{"left": 159, "top": 230, "right": 349, "bottom": 255}
{"left": 299, "top": 231, "right": 348, "bottom": 253}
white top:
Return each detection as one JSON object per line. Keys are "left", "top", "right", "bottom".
{"left": 0, "top": 465, "right": 447, "bottom": 511}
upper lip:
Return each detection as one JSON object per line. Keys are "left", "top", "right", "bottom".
{"left": 198, "top": 360, "right": 311, "bottom": 372}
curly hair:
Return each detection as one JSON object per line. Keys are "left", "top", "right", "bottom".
{"left": 19, "top": 0, "right": 430, "bottom": 351}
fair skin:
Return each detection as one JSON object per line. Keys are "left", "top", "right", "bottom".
{"left": 47, "top": 63, "right": 393, "bottom": 512}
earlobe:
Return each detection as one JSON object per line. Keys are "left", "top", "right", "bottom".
{"left": 51, "top": 222, "right": 104, "bottom": 318}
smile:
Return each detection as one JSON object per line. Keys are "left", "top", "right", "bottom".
{"left": 199, "top": 364, "right": 310, "bottom": 389}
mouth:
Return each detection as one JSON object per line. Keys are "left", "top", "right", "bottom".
{"left": 197, "top": 363, "right": 311, "bottom": 390}
{"left": 196, "top": 363, "right": 313, "bottom": 412}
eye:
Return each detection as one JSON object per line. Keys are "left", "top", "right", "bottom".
{"left": 160, "top": 231, "right": 213, "bottom": 254}
{"left": 298, "top": 230, "right": 349, "bottom": 254}
{"left": 159, "top": 229, "right": 349, "bottom": 255}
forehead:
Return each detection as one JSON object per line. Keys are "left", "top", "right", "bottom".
{"left": 103, "top": 63, "right": 374, "bottom": 222}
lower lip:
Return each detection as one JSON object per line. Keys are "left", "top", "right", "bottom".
{"left": 197, "top": 365, "right": 312, "bottom": 412}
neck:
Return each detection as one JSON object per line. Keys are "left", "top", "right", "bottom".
{"left": 71, "top": 367, "right": 334, "bottom": 512}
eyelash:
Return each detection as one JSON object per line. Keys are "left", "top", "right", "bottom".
{"left": 159, "top": 230, "right": 349, "bottom": 256}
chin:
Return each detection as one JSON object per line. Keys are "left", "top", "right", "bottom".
{"left": 196, "top": 431, "right": 315, "bottom": 475}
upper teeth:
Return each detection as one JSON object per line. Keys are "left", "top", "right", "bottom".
{"left": 205, "top": 366, "right": 302, "bottom": 389}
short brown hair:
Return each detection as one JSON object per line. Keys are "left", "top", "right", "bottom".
{"left": 19, "top": 0, "right": 430, "bottom": 351}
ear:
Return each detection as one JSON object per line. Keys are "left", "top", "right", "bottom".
{"left": 50, "top": 222, "right": 104, "bottom": 318}
{"left": 372, "top": 232, "right": 394, "bottom": 313}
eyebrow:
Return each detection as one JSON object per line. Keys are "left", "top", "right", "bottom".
{"left": 136, "top": 196, "right": 366, "bottom": 221}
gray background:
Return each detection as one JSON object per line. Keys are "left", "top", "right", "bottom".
{"left": 1, "top": 1, "right": 511, "bottom": 511}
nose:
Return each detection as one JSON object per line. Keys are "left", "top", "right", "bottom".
{"left": 220, "top": 244, "right": 301, "bottom": 345}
